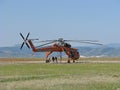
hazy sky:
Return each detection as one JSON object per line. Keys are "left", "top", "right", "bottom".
{"left": 0, "top": 0, "right": 120, "bottom": 47}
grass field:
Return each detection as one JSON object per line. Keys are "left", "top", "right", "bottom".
{"left": 0, "top": 58, "right": 120, "bottom": 90}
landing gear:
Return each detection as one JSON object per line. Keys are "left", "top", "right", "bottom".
{"left": 73, "top": 60, "right": 75, "bottom": 63}
{"left": 46, "top": 59, "right": 50, "bottom": 63}
{"left": 67, "top": 59, "right": 70, "bottom": 63}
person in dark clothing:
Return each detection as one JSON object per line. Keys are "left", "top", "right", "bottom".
{"left": 54, "top": 56, "right": 58, "bottom": 63}
{"left": 52, "top": 56, "right": 55, "bottom": 62}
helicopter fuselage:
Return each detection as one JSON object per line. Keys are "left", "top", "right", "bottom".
{"left": 28, "top": 40, "right": 80, "bottom": 61}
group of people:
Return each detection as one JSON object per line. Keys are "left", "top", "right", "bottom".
{"left": 48, "top": 56, "right": 58, "bottom": 63}
{"left": 52, "top": 56, "right": 58, "bottom": 62}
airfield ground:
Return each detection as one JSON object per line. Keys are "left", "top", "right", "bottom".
{"left": 0, "top": 58, "right": 120, "bottom": 90}
{"left": 0, "top": 57, "right": 120, "bottom": 64}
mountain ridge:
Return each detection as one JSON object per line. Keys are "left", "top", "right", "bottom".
{"left": 1, "top": 43, "right": 120, "bottom": 58}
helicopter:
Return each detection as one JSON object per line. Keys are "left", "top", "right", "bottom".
{"left": 20, "top": 32, "right": 102, "bottom": 63}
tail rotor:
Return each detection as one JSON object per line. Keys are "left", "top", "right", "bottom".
{"left": 20, "top": 32, "right": 30, "bottom": 49}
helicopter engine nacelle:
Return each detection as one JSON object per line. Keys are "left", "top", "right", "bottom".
{"left": 64, "top": 43, "right": 71, "bottom": 48}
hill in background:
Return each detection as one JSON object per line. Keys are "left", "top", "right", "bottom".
{"left": 1, "top": 43, "right": 120, "bottom": 58}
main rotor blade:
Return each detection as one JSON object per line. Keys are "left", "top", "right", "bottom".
{"left": 36, "top": 41, "right": 56, "bottom": 48}
{"left": 78, "top": 41, "right": 102, "bottom": 45}
{"left": 20, "top": 33, "right": 25, "bottom": 40}
{"left": 26, "top": 32, "right": 30, "bottom": 40}
{"left": 20, "top": 42, "right": 24, "bottom": 49}
{"left": 30, "top": 39, "right": 39, "bottom": 41}
{"left": 64, "top": 40, "right": 99, "bottom": 42}
{"left": 37, "top": 40, "right": 57, "bottom": 42}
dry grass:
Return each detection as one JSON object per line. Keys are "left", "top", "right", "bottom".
{"left": 0, "top": 58, "right": 120, "bottom": 90}
{"left": 0, "top": 58, "right": 44, "bottom": 62}
{"left": 0, "top": 57, "right": 120, "bottom": 63}
{"left": 1, "top": 75, "right": 120, "bottom": 90}
{"left": 80, "top": 57, "right": 120, "bottom": 61}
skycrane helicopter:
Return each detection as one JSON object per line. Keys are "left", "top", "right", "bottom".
{"left": 20, "top": 32, "right": 102, "bottom": 63}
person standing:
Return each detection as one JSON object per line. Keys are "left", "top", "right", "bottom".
{"left": 52, "top": 56, "right": 55, "bottom": 62}
{"left": 55, "top": 56, "right": 58, "bottom": 63}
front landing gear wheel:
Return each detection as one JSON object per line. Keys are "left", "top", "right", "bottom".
{"left": 46, "top": 60, "right": 50, "bottom": 63}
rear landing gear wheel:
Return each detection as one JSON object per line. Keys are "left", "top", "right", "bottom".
{"left": 67, "top": 60, "right": 70, "bottom": 63}
{"left": 73, "top": 60, "right": 75, "bottom": 63}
